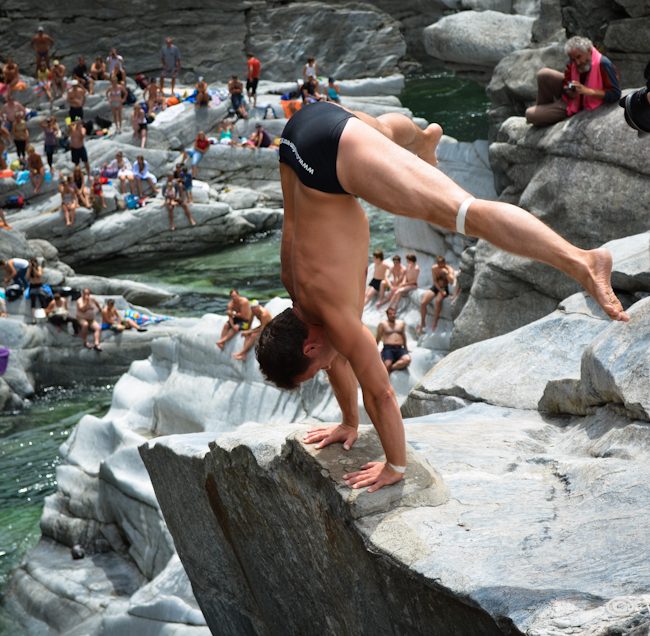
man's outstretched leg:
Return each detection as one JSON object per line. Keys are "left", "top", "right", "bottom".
{"left": 336, "top": 115, "right": 628, "bottom": 322}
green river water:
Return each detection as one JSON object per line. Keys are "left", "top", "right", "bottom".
{"left": 0, "top": 68, "right": 490, "bottom": 626}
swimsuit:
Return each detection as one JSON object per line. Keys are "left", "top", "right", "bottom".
{"left": 369, "top": 278, "right": 382, "bottom": 291}
{"left": 279, "top": 101, "right": 356, "bottom": 194}
{"left": 381, "top": 344, "right": 408, "bottom": 363}
{"left": 431, "top": 284, "right": 449, "bottom": 296}
{"left": 108, "top": 87, "right": 123, "bottom": 107}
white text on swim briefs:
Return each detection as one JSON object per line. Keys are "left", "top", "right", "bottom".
{"left": 280, "top": 138, "right": 314, "bottom": 175}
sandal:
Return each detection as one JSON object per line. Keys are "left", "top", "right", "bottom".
{"left": 94, "top": 344, "right": 103, "bottom": 352}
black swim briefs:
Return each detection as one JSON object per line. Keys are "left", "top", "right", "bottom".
{"left": 279, "top": 101, "right": 356, "bottom": 194}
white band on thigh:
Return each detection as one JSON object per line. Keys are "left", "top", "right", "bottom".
{"left": 456, "top": 196, "right": 475, "bottom": 236}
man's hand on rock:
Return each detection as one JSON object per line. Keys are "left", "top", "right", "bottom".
{"left": 303, "top": 423, "right": 358, "bottom": 451}
{"left": 343, "top": 461, "right": 404, "bottom": 493}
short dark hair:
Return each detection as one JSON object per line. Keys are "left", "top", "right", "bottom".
{"left": 406, "top": 253, "right": 417, "bottom": 263}
{"left": 256, "top": 308, "right": 310, "bottom": 390}
{"left": 373, "top": 250, "right": 384, "bottom": 260}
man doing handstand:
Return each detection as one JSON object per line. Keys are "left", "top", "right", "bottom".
{"left": 256, "top": 101, "right": 628, "bottom": 494}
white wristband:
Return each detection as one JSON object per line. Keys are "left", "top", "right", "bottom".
{"left": 456, "top": 196, "right": 475, "bottom": 236}
{"left": 388, "top": 462, "right": 406, "bottom": 474}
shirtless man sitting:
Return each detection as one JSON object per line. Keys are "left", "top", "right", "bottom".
{"left": 376, "top": 254, "right": 405, "bottom": 308}
{"left": 418, "top": 255, "right": 457, "bottom": 334}
{"left": 364, "top": 250, "right": 390, "bottom": 305}
{"left": 255, "top": 100, "right": 627, "bottom": 493}
{"left": 233, "top": 301, "right": 272, "bottom": 361}
{"left": 216, "top": 289, "right": 253, "bottom": 349}
{"left": 101, "top": 298, "right": 146, "bottom": 332}
{"left": 376, "top": 307, "right": 411, "bottom": 374}
{"left": 387, "top": 253, "right": 420, "bottom": 310}
{"left": 76, "top": 288, "right": 102, "bottom": 351}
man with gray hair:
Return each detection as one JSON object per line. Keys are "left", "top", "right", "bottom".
{"left": 526, "top": 35, "right": 621, "bottom": 127}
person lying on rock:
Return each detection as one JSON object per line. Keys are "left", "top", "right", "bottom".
{"left": 526, "top": 35, "right": 621, "bottom": 127}
{"left": 255, "top": 100, "right": 629, "bottom": 493}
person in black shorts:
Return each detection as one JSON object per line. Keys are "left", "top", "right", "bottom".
{"left": 256, "top": 99, "right": 628, "bottom": 494}
{"left": 376, "top": 307, "right": 411, "bottom": 374}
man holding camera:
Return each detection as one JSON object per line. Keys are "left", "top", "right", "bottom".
{"left": 526, "top": 36, "right": 621, "bottom": 127}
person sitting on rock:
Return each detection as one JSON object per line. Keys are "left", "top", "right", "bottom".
{"left": 72, "top": 55, "right": 94, "bottom": 95}
{"left": 1, "top": 257, "right": 29, "bottom": 290}
{"left": 244, "top": 123, "right": 272, "bottom": 149}
{"left": 188, "top": 131, "right": 210, "bottom": 177}
{"left": 418, "top": 256, "right": 457, "bottom": 334}
{"left": 376, "top": 254, "right": 406, "bottom": 308}
{"left": 376, "top": 306, "right": 411, "bottom": 374}
{"left": 326, "top": 77, "right": 341, "bottom": 103}
{"left": 144, "top": 78, "right": 165, "bottom": 114}
{"left": 69, "top": 119, "right": 91, "bottom": 176}
{"left": 59, "top": 174, "right": 79, "bottom": 226}
{"left": 72, "top": 164, "right": 91, "bottom": 208}
{"left": 26, "top": 145, "right": 45, "bottom": 194}
{"left": 45, "top": 293, "right": 79, "bottom": 334}
{"left": 35, "top": 59, "right": 52, "bottom": 103}
{"left": 526, "top": 36, "right": 621, "bottom": 127}
{"left": 90, "top": 175, "right": 107, "bottom": 215}
{"left": 90, "top": 56, "right": 107, "bottom": 81}
{"left": 388, "top": 253, "right": 420, "bottom": 310}
{"left": 2, "top": 57, "right": 20, "bottom": 96}
{"left": 217, "top": 289, "right": 252, "bottom": 350}
{"left": 26, "top": 257, "right": 47, "bottom": 324}
{"left": 364, "top": 250, "right": 390, "bottom": 305}
{"left": 101, "top": 298, "right": 147, "bottom": 333}
{"left": 228, "top": 75, "right": 248, "bottom": 119}
{"left": 106, "top": 151, "right": 136, "bottom": 195}
{"left": 76, "top": 288, "right": 102, "bottom": 351}
{"left": 195, "top": 76, "right": 210, "bottom": 107}
{"left": 50, "top": 59, "right": 66, "bottom": 100}
{"left": 164, "top": 174, "right": 196, "bottom": 231}
{"left": 133, "top": 155, "right": 158, "bottom": 198}
{"left": 301, "top": 76, "right": 323, "bottom": 104}
{"left": 232, "top": 300, "right": 272, "bottom": 361}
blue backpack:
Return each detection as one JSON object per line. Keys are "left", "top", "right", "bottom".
{"left": 125, "top": 194, "right": 140, "bottom": 209}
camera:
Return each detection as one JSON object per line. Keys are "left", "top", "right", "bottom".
{"left": 567, "top": 81, "right": 576, "bottom": 90}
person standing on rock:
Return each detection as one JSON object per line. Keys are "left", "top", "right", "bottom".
{"left": 246, "top": 52, "right": 261, "bottom": 108}
{"left": 160, "top": 37, "right": 181, "bottom": 97}
{"left": 526, "top": 36, "right": 621, "bottom": 127}
{"left": 255, "top": 100, "right": 629, "bottom": 493}
{"left": 69, "top": 119, "right": 90, "bottom": 176}
{"left": 66, "top": 79, "right": 87, "bottom": 122}
{"left": 30, "top": 26, "right": 54, "bottom": 73}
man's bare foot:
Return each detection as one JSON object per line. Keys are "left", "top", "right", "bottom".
{"left": 581, "top": 248, "right": 628, "bottom": 321}
{"left": 232, "top": 351, "right": 246, "bottom": 361}
{"left": 216, "top": 341, "right": 225, "bottom": 350}
{"left": 417, "top": 123, "right": 443, "bottom": 167}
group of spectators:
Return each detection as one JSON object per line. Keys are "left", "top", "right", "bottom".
{"left": 0, "top": 257, "right": 146, "bottom": 350}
